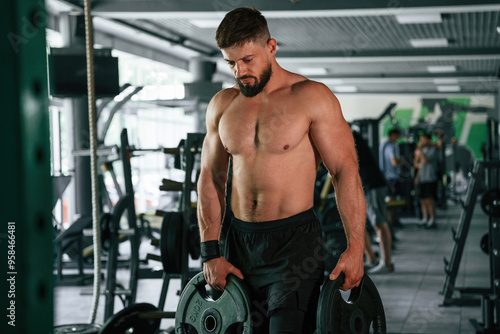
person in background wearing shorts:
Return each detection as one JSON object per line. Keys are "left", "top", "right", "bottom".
{"left": 353, "top": 131, "right": 394, "bottom": 274}
{"left": 379, "top": 128, "right": 406, "bottom": 228}
{"left": 414, "top": 132, "right": 439, "bottom": 229}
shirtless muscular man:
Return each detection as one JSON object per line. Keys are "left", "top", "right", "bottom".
{"left": 197, "top": 8, "right": 366, "bottom": 333}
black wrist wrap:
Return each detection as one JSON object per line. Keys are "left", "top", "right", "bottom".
{"left": 200, "top": 240, "right": 221, "bottom": 263}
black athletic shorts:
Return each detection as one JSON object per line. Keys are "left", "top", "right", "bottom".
{"left": 225, "top": 208, "right": 325, "bottom": 334}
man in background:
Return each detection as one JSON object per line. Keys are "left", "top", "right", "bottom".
{"left": 379, "top": 128, "right": 405, "bottom": 228}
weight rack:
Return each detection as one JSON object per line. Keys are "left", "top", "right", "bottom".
{"left": 156, "top": 133, "right": 205, "bottom": 313}
{"left": 103, "top": 129, "right": 141, "bottom": 320}
{"left": 441, "top": 161, "right": 487, "bottom": 306}
{"left": 441, "top": 160, "right": 500, "bottom": 333}
{"left": 471, "top": 159, "right": 500, "bottom": 334}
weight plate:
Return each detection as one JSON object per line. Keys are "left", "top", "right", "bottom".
{"left": 317, "top": 272, "right": 386, "bottom": 334}
{"left": 100, "top": 213, "right": 112, "bottom": 251}
{"left": 481, "top": 233, "right": 490, "bottom": 255}
{"left": 161, "top": 212, "right": 185, "bottom": 274}
{"left": 99, "top": 303, "right": 160, "bottom": 334}
{"left": 54, "top": 324, "right": 102, "bottom": 334}
{"left": 188, "top": 212, "right": 201, "bottom": 260}
{"left": 481, "top": 188, "right": 500, "bottom": 218}
{"left": 175, "top": 272, "right": 252, "bottom": 334}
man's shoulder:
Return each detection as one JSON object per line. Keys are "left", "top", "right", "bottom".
{"left": 289, "top": 76, "right": 332, "bottom": 95}
{"left": 205, "top": 87, "right": 240, "bottom": 126}
{"left": 213, "top": 86, "right": 240, "bottom": 103}
{"left": 209, "top": 87, "right": 239, "bottom": 111}
{"left": 287, "top": 77, "right": 339, "bottom": 113}
{"left": 380, "top": 140, "right": 395, "bottom": 153}
{"left": 381, "top": 140, "right": 394, "bottom": 147}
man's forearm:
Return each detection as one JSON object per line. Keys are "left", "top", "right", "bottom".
{"left": 391, "top": 157, "right": 404, "bottom": 166}
{"left": 197, "top": 172, "right": 226, "bottom": 242}
{"left": 332, "top": 169, "right": 366, "bottom": 252}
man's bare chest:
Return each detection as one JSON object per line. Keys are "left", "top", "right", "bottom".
{"left": 219, "top": 103, "right": 308, "bottom": 155}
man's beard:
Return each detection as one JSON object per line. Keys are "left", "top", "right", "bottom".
{"left": 237, "top": 63, "right": 272, "bottom": 98}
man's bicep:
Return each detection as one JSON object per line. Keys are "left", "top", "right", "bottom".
{"left": 311, "top": 114, "right": 357, "bottom": 176}
{"left": 200, "top": 129, "right": 230, "bottom": 182}
{"left": 201, "top": 94, "right": 230, "bottom": 172}
{"left": 307, "top": 84, "right": 357, "bottom": 174}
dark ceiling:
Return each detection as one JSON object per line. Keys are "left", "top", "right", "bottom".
{"left": 49, "top": 0, "right": 500, "bottom": 95}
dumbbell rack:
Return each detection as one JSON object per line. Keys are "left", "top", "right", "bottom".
{"left": 441, "top": 160, "right": 500, "bottom": 333}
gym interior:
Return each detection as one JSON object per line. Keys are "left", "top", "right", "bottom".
{"left": 2, "top": 0, "right": 500, "bottom": 333}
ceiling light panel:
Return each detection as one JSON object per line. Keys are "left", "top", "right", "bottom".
{"left": 433, "top": 78, "right": 459, "bottom": 84}
{"left": 437, "top": 85, "right": 461, "bottom": 92}
{"left": 427, "top": 65, "right": 457, "bottom": 73}
{"left": 396, "top": 14, "right": 443, "bottom": 24}
{"left": 332, "top": 86, "right": 358, "bottom": 93}
{"left": 298, "top": 67, "right": 328, "bottom": 75}
{"left": 317, "top": 78, "right": 344, "bottom": 85}
{"left": 410, "top": 38, "right": 448, "bottom": 48}
{"left": 189, "top": 19, "right": 222, "bottom": 28}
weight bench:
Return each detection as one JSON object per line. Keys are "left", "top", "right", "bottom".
{"left": 52, "top": 175, "right": 96, "bottom": 285}
{"left": 54, "top": 216, "right": 94, "bottom": 285}
{"left": 386, "top": 199, "right": 408, "bottom": 209}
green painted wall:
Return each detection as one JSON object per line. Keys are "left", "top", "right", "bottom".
{"left": 467, "top": 123, "right": 488, "bottom": 159}
{"left": 379, "top": 98, "right": 487, "bottom": 159}
{"left": 394, "top": 109, "right": 413, "bottom": 130}
{"left": 453, "top": 111, "right": 468, "bottom": 141}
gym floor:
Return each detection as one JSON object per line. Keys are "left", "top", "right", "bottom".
{"left": 54, "top": 202, "right": 489, "bottom": 334}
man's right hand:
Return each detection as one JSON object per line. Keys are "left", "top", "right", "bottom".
{"left": 203, "top": 257, "right": 244, "bottom": 291}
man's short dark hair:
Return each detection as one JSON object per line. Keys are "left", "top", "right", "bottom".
{"left": 215, "top": 7, "right": 271, "bottom": 49}
{"left": 420, "top": 132, "right": 432, "bottom": 140}
{"left": 388, "top": 128, "right": 401, "bottom": 137}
